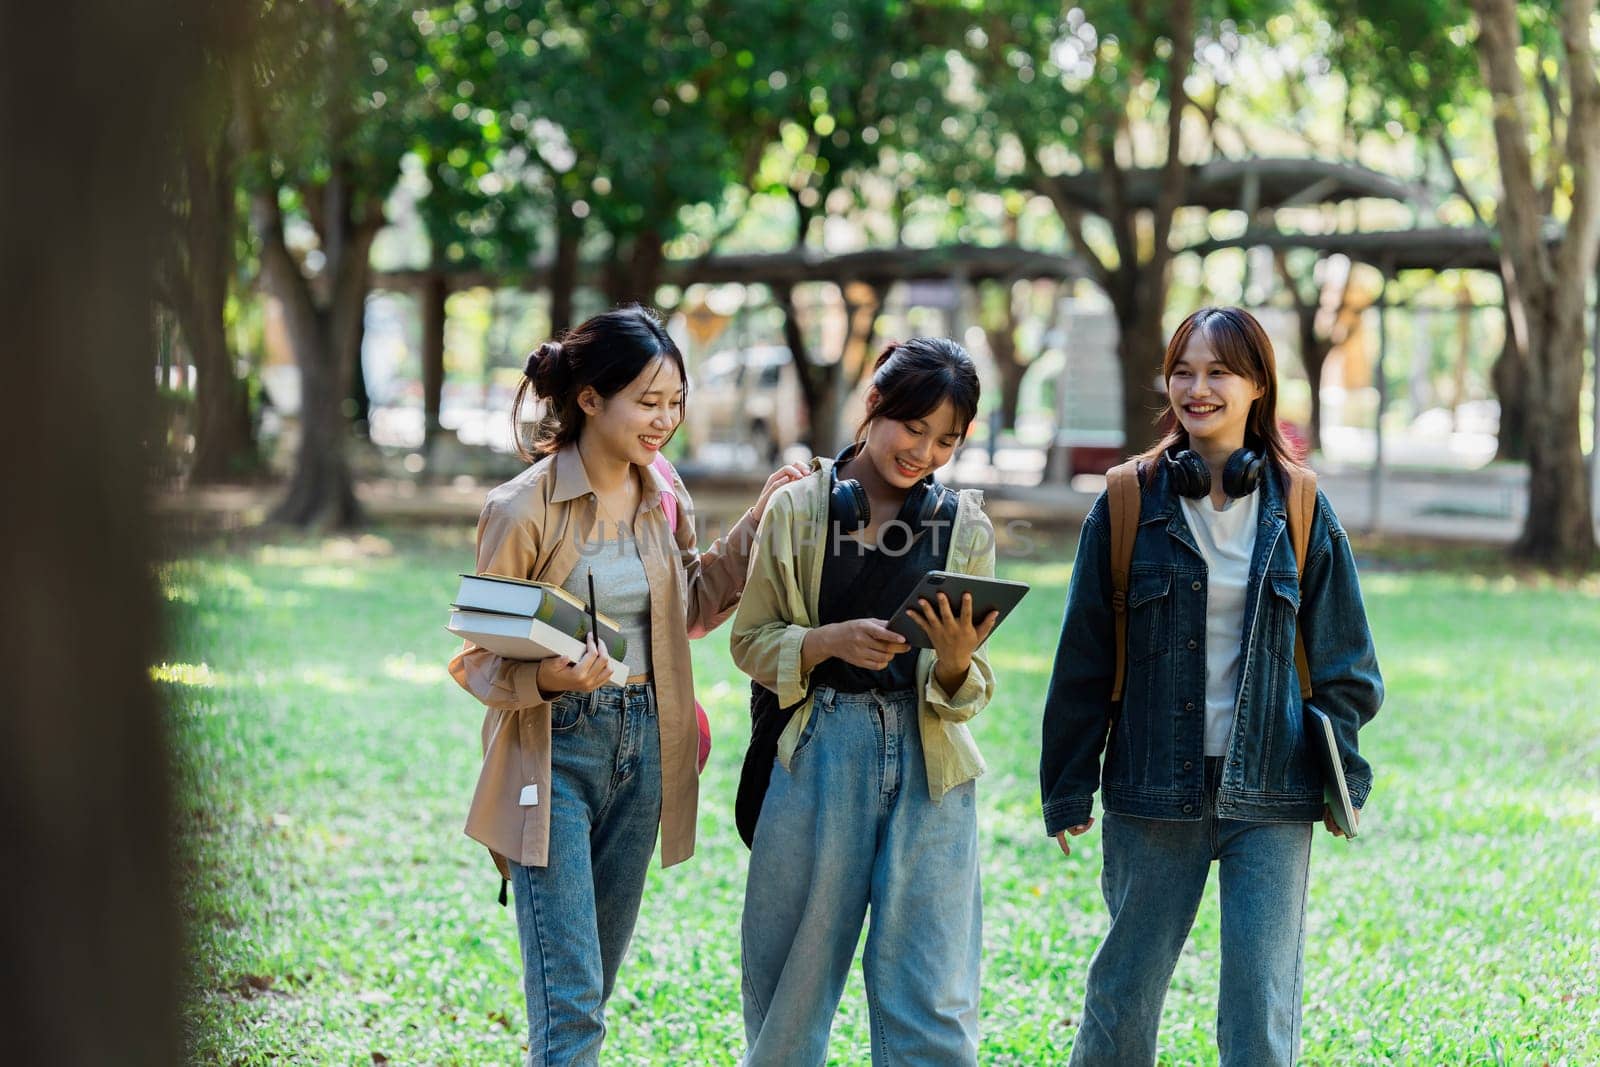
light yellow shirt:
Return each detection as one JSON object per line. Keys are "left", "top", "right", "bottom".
{"left": 729, "top": 459, "right": 996, "bottom": 798}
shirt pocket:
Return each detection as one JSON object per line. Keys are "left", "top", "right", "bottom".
{"left": 1264, "top": 573, "right": 1302, "bottom": 666}
{"left": 1128, "top": 568, "right": 1174, "bottom": 664}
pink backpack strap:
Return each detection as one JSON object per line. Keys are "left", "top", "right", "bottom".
{"left": 649, "top": 453, "right": 679, "bottom": 533}
{"left": 649, "top": 452, "right": 710, "bottom": 772}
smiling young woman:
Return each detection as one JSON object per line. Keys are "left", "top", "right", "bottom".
{"left": 1040, "top": 306, "right": 1384, "bottom": 1066}
{"left": 730, "top": 337, "right": 1001, "bottom": 1066}
{"left": 447, "top": 305, "right": 805, "bottom": 1066}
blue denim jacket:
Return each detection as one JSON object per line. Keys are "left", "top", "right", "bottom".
{"left": 1040, "top": 460, "right": 1383, "bottom": 833}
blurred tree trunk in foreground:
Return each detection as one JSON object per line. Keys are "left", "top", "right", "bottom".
{"left": 1, "top": 0, "right": 219, "bottom": 1063}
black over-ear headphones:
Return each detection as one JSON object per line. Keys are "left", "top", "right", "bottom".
{"left": 1164, "top": 445, "right": 1264, "bottom": 500}
{"left": 829, "top": 442, "right": 950, "bottom": 532}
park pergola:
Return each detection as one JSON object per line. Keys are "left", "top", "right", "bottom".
{"left": 372, "top": 242, "right": 1097, "bottom": 451}
{"left": 1193, "top": 223, "right": 1600, "bottom": 529}
{"left": 1039, "top": 157, "right": 1423, "bottom": 215}
{"left": 372, "top": 241, "right": 1094, "bottom": 296}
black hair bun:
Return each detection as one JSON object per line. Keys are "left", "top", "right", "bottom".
{"left": 525, "top": 340, "right": 566, "bottom": 395}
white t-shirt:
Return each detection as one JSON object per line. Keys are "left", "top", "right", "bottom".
{"left": 1179, "top": 488, "right": 1261, "bottom": 757}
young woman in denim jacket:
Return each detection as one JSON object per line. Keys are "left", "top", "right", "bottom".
{"left": 730, "top": 339, "right": 999, "bottom": 1066}
{"left": 448, "top": 306, "right": 805, "bottom": 1066}
{"left": 1040, "top": 307, "right": 1383, "bottom": 1067}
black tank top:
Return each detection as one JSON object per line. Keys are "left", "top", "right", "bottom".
{"left": 811, "top": 490, "right": 958, "bottom": 694}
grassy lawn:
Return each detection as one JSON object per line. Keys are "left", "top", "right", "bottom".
{"left": 165, "top": 526, "right": 1600, "bottom": 1065}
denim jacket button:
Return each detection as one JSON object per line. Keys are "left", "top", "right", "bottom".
{"left": 1182, "top": 803, "right": 1194, "bottom": 813}
{"left": 1184, "top": 701, "right": 1195, "bottom": 712}
{"left": 1191, "top": 580, "right": 1202, "bottom": 591}
{"left": 1187, "top": 638, "right": 1199, "bottom": 650}
{"left": 1182, "top": 760, "right": 1193, "bottom": 771}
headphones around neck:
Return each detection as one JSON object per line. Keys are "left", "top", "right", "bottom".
{"left": 1164, "top": 445, "right": 1264, "bottom": 500}
{"left": 829, "top": 442, "right": 951, "bottom": 533}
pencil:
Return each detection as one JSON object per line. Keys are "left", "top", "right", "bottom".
{"left": 585, "top": 568, "right": 601, "bottom": 656}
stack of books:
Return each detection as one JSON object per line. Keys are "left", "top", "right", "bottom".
{"left": 447, "top": 573, "right": 629, "bottom": 688}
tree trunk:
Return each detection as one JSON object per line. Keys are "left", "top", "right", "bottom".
{"left": 996, "top": 359, "right": 1027, "bottom": 432}
{"left": 4, "top": 0, "right": 202, "bottom": 1061}
{"left": 604, "top": 229, "right": 665, "bottom": 307}
{"left": 1114, "top": 287, "right": 1170, "bottom": 455}
{"left": 1472, "top": 0, "right": 1599, "bottom": 564}
{"left": 251, "top": 172, "right": 378, "bottom": 528}
{"left": 420, "top": 268, "right": 447, "bottom": 450}
{"left": 840, "top": 280, "right": 888, "bottom": 390}
{"left": 1517, "top": 283, "right": 1595, "bottom": 561}
{"left": 270, "top": 302, "right": 364, "bottom": 527}
{"left": 775, "top": 282, "right": 843, "bottom": 454}
{"left": 980, "top": 280, "right": 1028, "bottom": 431}
{"left": 348, "top": 310, "right": 371, "bottom": 441}
{"left": 1491, "top": 327, "right": 1528, "bottom": 461}
{"left": 1295, "top": 305, "right": 1332, "bottom": 454}
{"left": 549, "top": 215, "right": 581, "bottom": 335}
{"left": 180, "top": 294, "right": 256, "bottom": 482}
{"left": 169, "top": 105, "right": 257, "bottom": 483}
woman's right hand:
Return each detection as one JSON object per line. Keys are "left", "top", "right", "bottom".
{"left": 1054, "top": 819, "right": 1096, "bottom": 856}
{"left": 814, "top": 618, "right": 911, "bottom": 671}
{"left": 535, "top": 634, "right": 612, "bottom": 695}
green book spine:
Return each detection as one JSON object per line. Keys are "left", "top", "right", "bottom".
{"left": 531, "top": 589, "right": 627, "bottom": 662}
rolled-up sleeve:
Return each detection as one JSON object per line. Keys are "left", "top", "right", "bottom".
{"left": 447, "top": 501, "right": 550, "bottom": 710}
{"left": 1040, "top": 496, "right": 1116, "bottom": 835}
{"left": 1299, "top": 493, "right": 1384, "bottom": 809}
{"left": 672, "top": 472, "right": 759, "bottom": 639}
{"left": 729, "top": 492, "right": 816, "bottom": 707}
{"left": 925, "top": 511, "right": 997, "bottom": 723}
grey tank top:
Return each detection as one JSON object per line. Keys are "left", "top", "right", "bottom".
{"left": 561, "top": 526, "right": 653, "bottom": 678}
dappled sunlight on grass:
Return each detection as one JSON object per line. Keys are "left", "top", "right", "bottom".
{"left": 291, "top": 666, "right": 365, "bottom": 696}
{"left": 295, "top": 565, "right": 369, "bottom": 591}
{"left": 160, "top": 561, "right": 268, "bottom": 607}
{"left": 151, "top": 661, "right": 223, "bottom": 688}
{"left": 167, "top": 526, "right": 1600, "bottom": 1064}
{"left": 382, "top": 652, "right": 450, "bottom": 686}
{"left": 256, "top": 533, "right": 396, "bottom": 567}
{"left": 989, "top": 649, "right": 1054, "bottom": 674}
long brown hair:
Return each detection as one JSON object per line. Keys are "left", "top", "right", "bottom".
{"left": 1137, "top": 306, "right": 1305, "bottom": 475}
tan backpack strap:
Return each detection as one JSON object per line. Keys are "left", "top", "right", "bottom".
{"left": 1106, "top": 460, "right": 1142, "bottom": 702}
{"left": 1286, "top": 468, "right": 1318, "bottom": 700}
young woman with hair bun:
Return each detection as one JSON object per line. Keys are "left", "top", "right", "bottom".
{"left": 448, "top": 304, "right": 805, "bottom": 1066}
{"left": 730, "top": 336, "right": 1000, "bottom": 1066}
{"left": 1041, "top": 306, "right": 1384, "bottom": 1066}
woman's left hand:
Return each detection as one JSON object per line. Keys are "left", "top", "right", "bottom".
{"left": 906, "top": 591, "right": 1000, "bottom": 679}
{"left": 1323, "top": 804, "right": 1361, "bottom": 838}
{"left": 752, "top": 462, "right": 811, "bottom": 522}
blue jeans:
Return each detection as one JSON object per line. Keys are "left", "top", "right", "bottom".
{"left": 1069, "top": 759, "right": 1313, "bottom": 1067}
{"left": 740, "top": 686, "right": 982, "bottom": 1067}
{"left": 508, "top": 683, "right": 661, "bottom": 1067}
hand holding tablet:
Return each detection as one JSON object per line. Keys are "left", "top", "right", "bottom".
{"left": 887, "top": 571, "right": 1031, "bottom": 649}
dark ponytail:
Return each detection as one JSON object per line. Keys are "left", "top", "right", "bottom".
{"left": 511, "top": 304, "right": 687, "bottom": 462}
{"left": 855, "top": 336, "right": 981, "bottom": 440}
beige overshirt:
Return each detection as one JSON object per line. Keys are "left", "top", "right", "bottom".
{"left": 448, "top": 444, "right": 757, "bottom": 874}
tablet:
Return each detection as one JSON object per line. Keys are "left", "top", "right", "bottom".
{"left": 1305, "top": 706, "right": 1359, "bottom": 839}
{"left": 886, "top": 571, "right": 1031, "bottom": 649}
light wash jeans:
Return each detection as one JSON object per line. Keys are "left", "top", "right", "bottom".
{"left": 740, "top": 685, "right": 982, "bottom": 1067}
{"left": 507, "top": 682, "right": 660, "bottom": 1067}
{"left": 1068, "top": 758, "right": 1313, "bottom": 1067}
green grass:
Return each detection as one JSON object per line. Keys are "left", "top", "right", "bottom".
{"left": 166, "top": 527, "right": 1600, "bottom": 1065}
